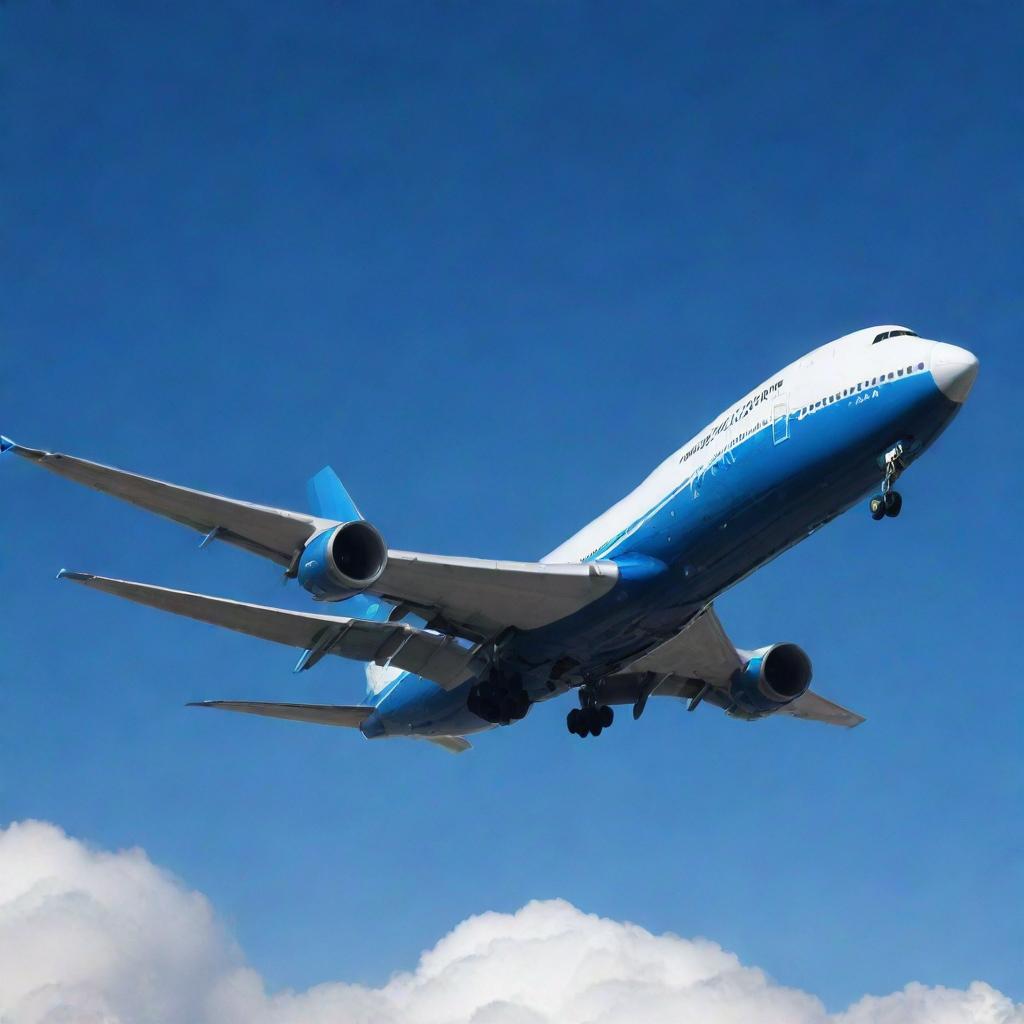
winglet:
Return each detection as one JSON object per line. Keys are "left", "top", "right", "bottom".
{"left": 56, "top": 569, "right": 94, "bottom": 582}
{"left": 0, "top": 436, "right": 15, "bottom": 454}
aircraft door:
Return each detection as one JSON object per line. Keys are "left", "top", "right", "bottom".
{"left": 772, "top": 396, "right": 790, "bottom": 444}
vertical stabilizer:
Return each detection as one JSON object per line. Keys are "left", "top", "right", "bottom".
{"left": 307, "top": 465, "right": 362, "bottom": 523}
{"left": 307, "top": 466, "right": 393, "bottom": 699}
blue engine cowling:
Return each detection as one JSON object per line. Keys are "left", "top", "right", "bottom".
{"left": 297, "top": 521, "right": 388, "bottom": 601}
{"left": 729, "top": 643, "right": 813, "bottom": 716}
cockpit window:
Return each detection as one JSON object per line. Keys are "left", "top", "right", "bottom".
{"left": 872, "top": 329, "right": 918, "bottom": 344}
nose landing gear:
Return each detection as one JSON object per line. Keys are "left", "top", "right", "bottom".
{"left": 566, "top": 687, "right": 614, "bottom": 738}
{"left": 869, "top": 443, "right": 905, "bottom": 521}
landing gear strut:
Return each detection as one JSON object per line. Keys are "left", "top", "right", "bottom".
{"left": 566, "top": 687, "right": 614, "bottom": 738}
{"left": 869, "top": 443, "right": 905, "bottom": 521}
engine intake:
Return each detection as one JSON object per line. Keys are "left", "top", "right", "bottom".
{"left": 731, "top": 642, "right": 813, "bottom": 715}
{"left": 297, "top": 521, "right": 388, "bottom": 601}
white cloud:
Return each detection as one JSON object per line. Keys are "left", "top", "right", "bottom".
{"left": 0, "top": 820, "right": 1019, "bottom": 1024}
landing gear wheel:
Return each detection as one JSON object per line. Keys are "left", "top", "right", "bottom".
{"left": 598, "top": 705, "right": 614, "bottom": 729}
{"left": 884, "top": 490, "right": 903, "bottom": 517}
{"left": 567, "top": 708, "right": 587, "bottom": 737}
{"left": 869, "top": 495, "right": 886, "bottom": 521}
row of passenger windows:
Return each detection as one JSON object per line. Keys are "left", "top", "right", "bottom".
{"left": 799, "top": 362, "right": 926, "bottom": 415}
{"left": 873, "top": 329, "right": 918, "bottom": 344}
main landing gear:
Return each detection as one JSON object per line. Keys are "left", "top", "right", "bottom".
{"left": 566, "top": 687, "right": 614, "bottom": 738}
{"left": 869, "top": 443, "right": 905, "bottom": 521}
{"left": 467, "top": 673, "right": 530, "bottom": 725}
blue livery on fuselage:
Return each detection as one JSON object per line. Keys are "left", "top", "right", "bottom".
{"left": 362, "top": 327, "right": 977, "bottom": 741}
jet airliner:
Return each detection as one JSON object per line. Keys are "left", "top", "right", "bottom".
{"left": 1, "top": 325, "right": 978, "bottom": 752}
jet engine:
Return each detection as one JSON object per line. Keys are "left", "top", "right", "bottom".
{"left": 297, "top": 521, "right": 388, "bottom": 601}
{"left": 730, "top": 643, "right": 812, "bottom": 715}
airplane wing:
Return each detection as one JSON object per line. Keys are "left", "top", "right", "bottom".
{"left": 375, "top": 553, "right": 617, "bottom": 637}
{"left": 57, "top": 571, "right": 479, "bottom": 691}
{"left": 619, "top": 605, "right": 863, "bottom": 728}
{"left": 623, "top": 604, "right": 742, "bottom": 682}
{"left": 4, "top": 438, "right": 617, "bottom": 638}
{"left": 1, "top": 438, "right": 330, "bottom": 566}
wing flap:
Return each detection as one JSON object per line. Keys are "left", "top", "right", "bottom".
{"left": 188, "top": 701, "right": 374, "bottom": 728}
{"left": 5, "top": 440, "right": 330, "bottom": 566}
{"left": 59, "top": 571, "right": 477, "bottom": 690}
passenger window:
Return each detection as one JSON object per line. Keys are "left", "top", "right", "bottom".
{"left": 897, "top": 369, "right": 904, "bottom": 377}
{"left": 917, "top": 362, "right": 924, "bottom": 370}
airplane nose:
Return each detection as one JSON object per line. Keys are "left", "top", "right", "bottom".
{"left": 931, "top": 343, "right": 979, "bottom": 403}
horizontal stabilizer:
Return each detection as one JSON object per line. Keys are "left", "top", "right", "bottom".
{"left": 777, "top": 690, "right": 865, "bottom": 728}
{"left": 423, "top": 735, "right": 472, "bottom": 754}
{"left": 58, "top": 571, "right": 478, "bottom": 690}
{"left": 188, "top": 701, "right": 373, "bottom": 728}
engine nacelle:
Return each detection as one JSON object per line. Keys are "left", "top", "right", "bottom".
{"left": 297, "top": 521, "right": 388, "bottom": 601}
{"left": 730, "top": 642, "right": 813, "bottom": 715}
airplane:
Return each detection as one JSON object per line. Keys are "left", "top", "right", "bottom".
{"left": 1, "top": 325, "right": 978, "bottom": 753}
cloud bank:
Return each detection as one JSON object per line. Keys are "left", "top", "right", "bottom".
{"left": 0, "top": 820, "right": 1019, "bottom": 1024}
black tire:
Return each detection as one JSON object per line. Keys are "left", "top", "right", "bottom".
{"left": 599, "top": 705, "right": 614, "bottom": 729}
{"left": 870, "top": 495, "right": 885, "bottom": 520}
{"left": 567, "top": 708, "right": 584, "bottom": 736}
{"left": 884, "top": 490, "right": 903, "bottom": 517}
{"left": 591, "top": 724, "right": 603, "bottom": 737}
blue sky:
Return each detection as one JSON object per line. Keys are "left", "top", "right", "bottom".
{"left": 1, "top": 0, "right": 1021, "bottom": 1011}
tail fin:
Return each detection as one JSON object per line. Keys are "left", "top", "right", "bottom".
{"left": 308, "top": 466, "right": 395, "bottom": 699}
{"left": 307, "top": 465, "right": 363, "bottom": 522}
